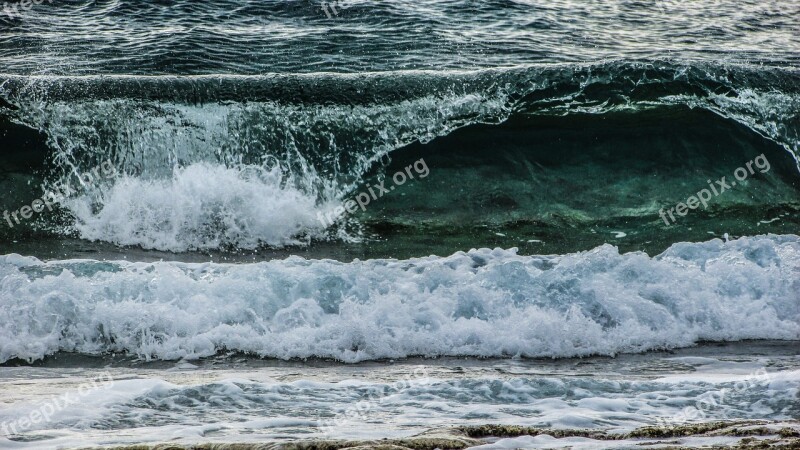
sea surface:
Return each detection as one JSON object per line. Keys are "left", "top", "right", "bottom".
{"left": 0, "top": 1, "right": 798, "bottom": 448}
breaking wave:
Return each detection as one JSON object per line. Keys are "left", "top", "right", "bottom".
{"left": 0, "top": 61, "right": 799, "bottom": 251}
{"left": 0, "top": 234, "right": 797, "bottom": 363}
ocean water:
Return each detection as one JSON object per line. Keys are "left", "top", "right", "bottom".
{"left": 0, "top": 1, "right": 799, "bottom": 448}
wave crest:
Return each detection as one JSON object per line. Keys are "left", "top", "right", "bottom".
{"left": 1, "top": 61, "right": 798, "bottom": 250}
{"left": 1, "top": 235, "right": 798, "bottom": 363}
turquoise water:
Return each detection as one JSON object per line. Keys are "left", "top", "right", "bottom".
{"left": 1, "top": 1, "right": 799, "bottom": 448}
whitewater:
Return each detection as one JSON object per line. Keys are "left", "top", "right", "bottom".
{"left": 1, "top": 234, "right": 797, "bottom": 364}
{"left": 2, "top": 1, "right": 799, "bottom": 448}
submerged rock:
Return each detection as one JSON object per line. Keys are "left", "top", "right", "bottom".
{"left": 86, "top": 420, "right": 800, "bottom": 450}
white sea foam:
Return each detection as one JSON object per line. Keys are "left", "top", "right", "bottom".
{"left": 0, "top": 235, "right": 797, "bottom": 364}
{"left": 11, "top": 90, "right": 509, "bottom": 251}
{"left": 0, "top": 363, "right": 797, "bottom": 448}
{"left": 62, "top": 163, "right": 326, "bottom": 251}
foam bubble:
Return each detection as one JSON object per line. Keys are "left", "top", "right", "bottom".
{"left": 62, "top": 163, "right": 326, "bottom": 251}
{"left": 0, "top": 235, "right": 797, "bottom": 364}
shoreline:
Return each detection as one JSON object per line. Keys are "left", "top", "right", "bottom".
{"left": 76, "top": 421, "right": 800, "bottom": 449}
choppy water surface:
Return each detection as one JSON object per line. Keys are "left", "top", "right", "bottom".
{"left": 1, "top": 0, "right": 798, "bottom": 73}
{"left": 0, "top": 342, "right": 798, "bottom": 448}
{"left": 0, "top": 1, "right": 798, "bottom": 448}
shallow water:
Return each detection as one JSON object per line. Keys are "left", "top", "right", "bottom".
{"left": 1, "top": 1, "right": 799, "bottom": 448}
{"left": 1, "top": 341, "right": 798, "bottom": 448}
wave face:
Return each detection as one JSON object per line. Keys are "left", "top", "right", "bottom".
{"left": 1, "top": 3, "right": 799, "bottom": 447}
{"left": 0, "top": 235, "right": 797, "bottom": 363}
{"left": 1, "top": 62, "right": 799, "bottom": 254}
